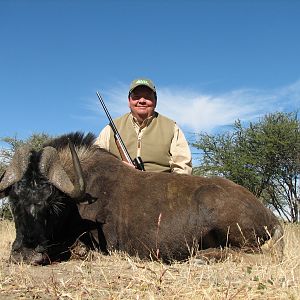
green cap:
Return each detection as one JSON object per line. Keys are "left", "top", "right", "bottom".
{"left": 129, "top": 78, "right": 156, "bottom": 94}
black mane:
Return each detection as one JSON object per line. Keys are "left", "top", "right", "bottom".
{"left": 43, "top": 132, "right": 96, "bottom": 150}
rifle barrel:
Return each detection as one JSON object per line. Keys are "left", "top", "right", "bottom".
{"left": 96, "top": 91, "right": 134, "bottom": 165}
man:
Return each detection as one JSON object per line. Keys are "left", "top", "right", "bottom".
{"left": 95, "top": 78, "right": 192, "bottom": 174}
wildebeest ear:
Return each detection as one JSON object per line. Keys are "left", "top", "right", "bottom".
{"left": 0, "top": 171, "right": 6, "bottom": 198}
{"left": 39, "top": 146, "right": 76, "bottom": 197}
{"left": 0, "top": 145, "right": 31, "bottom": 193}
{"left": 0, "top": 188, "right": 7, "bottom": 199}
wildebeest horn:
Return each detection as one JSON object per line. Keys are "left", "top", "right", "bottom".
{"left": 39, "top": 144, "right": 86, "bottom": 199}
{"left": 0, "top": 145, "right": 32, "bottom": 195}
{"left": 67, "top": 139, "right": 86, "bottom": 197}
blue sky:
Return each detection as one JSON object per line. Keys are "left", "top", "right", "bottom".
{"left": 1, "top": 0, "right": 300, "bottom": 162}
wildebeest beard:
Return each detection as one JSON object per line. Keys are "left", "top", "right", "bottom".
{"left": 8, "top": 151, "right": 98, "bottom": 265}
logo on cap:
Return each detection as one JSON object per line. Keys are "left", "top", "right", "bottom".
{"left": 135, "top": 79, "right": 150, "bottom": 86}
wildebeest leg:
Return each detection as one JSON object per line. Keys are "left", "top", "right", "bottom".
{"left": 192, "top": 247, "right": 238, "bottom": 264}
{"left": 193, "top": 247, "right": 268, "bottom": 265}
{"left": 77, "top": 220, "right": 109, "bottom": 254}
{"left": 260, "top": 224, "right": 284, "bottom": 262}
{"left": 102, "top": 222, "right": 119, "bottom": 252}
{"left": 96, "top": 224, "right": 109, "bottom": 254}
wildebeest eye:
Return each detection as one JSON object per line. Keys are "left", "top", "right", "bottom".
{"left": 36, "top": 181, "right": 53, "bottom": 195}
{"left": 44, "top": 184, "right": 54, "bottom": 197}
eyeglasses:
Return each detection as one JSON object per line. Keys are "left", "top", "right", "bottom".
{"left": 130, "top": 92, "right": 155, "bottom": 101}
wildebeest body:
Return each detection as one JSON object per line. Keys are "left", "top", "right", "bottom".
{"left": 0, "top": 132, "right": 283, "bottom": 264}
{"left": 81, "top": 164, "right": 280, "bottom": 260}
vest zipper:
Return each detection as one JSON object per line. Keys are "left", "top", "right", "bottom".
{"left": 137, "top": 134, "right": 142, "bottom": 157}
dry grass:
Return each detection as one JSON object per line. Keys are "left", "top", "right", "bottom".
{"left": 0, "top": 221, "right": 299, "bottom": 299}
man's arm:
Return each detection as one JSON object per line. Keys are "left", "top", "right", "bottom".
{"left": 95, "top": 124, "right": 142, "bottom": 170}
{"left": 94, "top": 125, "right": 111, "bottom": 150}
{"left": 169, "top": 124, "right": 192, "bottom": 175}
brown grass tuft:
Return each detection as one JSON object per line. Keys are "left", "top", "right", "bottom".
{"left": 1, "top": 221, "right": 299, "bottom": 299}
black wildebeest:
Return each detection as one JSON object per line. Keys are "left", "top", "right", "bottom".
{"left": 0, "top": 132, "right": 283, "bottom": 265}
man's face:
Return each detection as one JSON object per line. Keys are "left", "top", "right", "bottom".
{"left": 128, "top": 86, "right": 157, "bottom": 123}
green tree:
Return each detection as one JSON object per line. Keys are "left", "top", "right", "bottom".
{"left": 193, "top": 112, "right": 300, "bottom": 223}
{"left": 0, "top": 132, "right": 52, "bottom": 220}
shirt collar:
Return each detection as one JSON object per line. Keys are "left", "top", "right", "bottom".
{"left": 130, "top": 112, "right": 157, "bottom": 129}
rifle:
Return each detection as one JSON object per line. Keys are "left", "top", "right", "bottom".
{"left": 96, "top": 91, "right": 145, "bottom": 171}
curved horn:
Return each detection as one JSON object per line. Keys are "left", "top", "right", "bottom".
{"left": 39, "top": 145, "right": 86, "bottom": 199}
{"left": 67, "top": 139, "right": 86, "bottom": 198}
{"left": 39, "top": 146, "right": 75, "bottom": 196}
{"left": 0, "top": 145, "right": 32, "bottom": 193}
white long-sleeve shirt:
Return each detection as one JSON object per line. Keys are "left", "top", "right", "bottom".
{"left": 94, "top": 113, "right": 192, "bottom": 174}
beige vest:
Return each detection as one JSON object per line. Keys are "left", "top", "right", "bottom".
{"left": 109, "top": 113, "right": 175, "bottom": 172}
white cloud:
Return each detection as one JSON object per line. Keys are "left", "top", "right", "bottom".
{"left": 157, "top": 82, "right": 300, "bottom": 132}
{"left": 157, "top": 88, "right": 260, "bottom": 132}
{"left": 86, "top": 80, "right": 300, "bottom": 133}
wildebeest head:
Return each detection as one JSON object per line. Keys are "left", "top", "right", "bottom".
{"left": 0, "top": 140, "right": 88, "bottom": 265}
